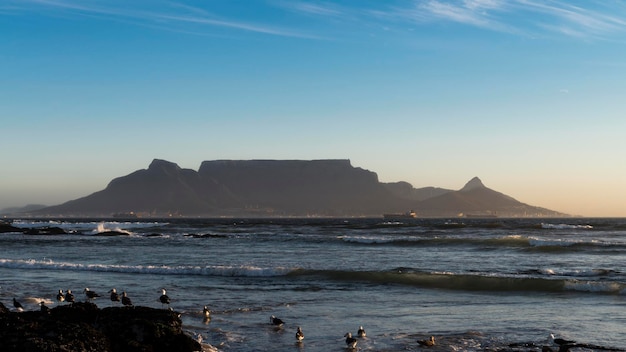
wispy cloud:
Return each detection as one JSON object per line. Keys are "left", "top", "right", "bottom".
{"left": 10, "top": 0, "right": 318, "bottom": 39}
{"left": 410, "top": 0, "right": 626, "bottom": 39}
{"left": 5, "top": 0, "right": 626, "bottom": 41}
{"left": 282, "top": 1, "right": 343, "bottom": 18}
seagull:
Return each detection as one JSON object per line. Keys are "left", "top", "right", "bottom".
{"left": 65, "top": 290, "right": 75, "bottom": 303}
{"left": 121, "top": 291, "right": 133, "bottom": 307}
{"left": 270, "top": 315, "right": 284, "bottom": 327}
{"left": 543, "top": 345, "right": 575, "bottom": 352}
{"left": 358, "top": 326, "right": 366, "bottom": 338}
{"left": 40, "top": 301, "right": 50, "bottom": 313}
{"left": 344, "top": 332, "right": 358, "bottom": 349}
{"left": 203, "top": 306, "right": 211, "bottom": 320}
{"left": 159, "top": 288, "right": 170, "bottom": 308}
{"left": 109, "top": 288, "right": 120, "bottom": 303}
{"left": 84, "top": 288, "right": 100, "bottom": 301}
{"left": 56, "top": 289, "right": 65, "bottom": 303}
{"left": 296, "top": 326, "right": 304, "bottom": 342}
{"left": 418, "top": 336, "right": 436, "bottom": 347}
{"left": 550, "top": 334, "right": 575, "bottom": 346}
{"left": 13, "top": 298, "right": 24, "bottom": 311}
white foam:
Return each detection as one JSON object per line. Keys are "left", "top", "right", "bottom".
{"left": 541, "top": 223, "right": 593, "bottom": 230}
{"left": 564, "top": 280, "right": 623, "bottom": 294}
{"left": 339, "top": 236, "right": 396, "bottom": 244}
{"left": 528, "top": 237, "right": 581, "bottom": 247}
{"left": 0, "top": 258, "right": 295, "bottom": 277}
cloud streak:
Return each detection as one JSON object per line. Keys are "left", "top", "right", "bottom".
{"left": 409, "top": 0, "right": 626, "bottom": 39}
{"left": 11, "top": 0, "right": 318, "bottom": 39}
{"left": 5, "top": 0, "right": 626, "bottom": 41}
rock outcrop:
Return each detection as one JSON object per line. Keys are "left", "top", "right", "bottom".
{"left": 0, "top": 302, "right": 200, "bottom": 352}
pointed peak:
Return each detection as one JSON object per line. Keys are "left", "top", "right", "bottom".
{"left": 460, "top": 177, "right": 485, "bottom": 191}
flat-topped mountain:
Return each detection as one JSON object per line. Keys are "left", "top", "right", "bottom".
{"left": 27, "top": 159, "right": 566, "bottom": 218}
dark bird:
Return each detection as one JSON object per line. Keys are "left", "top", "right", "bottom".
{"left": 203, "top": 305, "right": 211, "bottom": 320}
{"left": 270, "top": 315, "right": 284, "bottom": 327}
{"left": 40, "top": 301, "right": 50, "bottom": 313}
{"left": 65, "top": 289, "right": 75, "bottom": 303}
{"left": 344, "top": 332, "right": 358, "bottom": 349}
{"left": 13, "top": 298, "right": 23, "bottom": 311}
{"left": 84, "top": 287, "right": 101, "bottom": 300}
{"left": 550, "top": 334, "right": 575, "bottom": 346}
{"left": 109, "top": 288, "right": 120, "bottom": 302}
{"left": 418, "top": 336, "right": 436, "bottom": 347}
{"left": 159, "top": 288, "right": 170, "bottom": 307}
{"left": 358, "top": 325, "right": 366, "bottom": 338}
{"left": 56, "top": 289, "right": 65, "bottom": 303}
{"left": 121, "top": 291, "right": 132, "bottom": 307}
{"left": 296, "top": 326, "right": 304, "bottom": 342}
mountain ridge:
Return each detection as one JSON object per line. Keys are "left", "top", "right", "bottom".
{"left": 11, "top": 159, "right": 567, "bottom": 218}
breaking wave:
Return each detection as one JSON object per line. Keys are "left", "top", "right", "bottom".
{"left": 2, "top": 258, "right": 624, "bottom": 295}
{"left": 0, "top": 258, "right": 294, "bottom": 277}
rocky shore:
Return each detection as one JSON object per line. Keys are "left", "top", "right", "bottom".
{"left": 0, "top": 301, "right": 201, "bottom": 352}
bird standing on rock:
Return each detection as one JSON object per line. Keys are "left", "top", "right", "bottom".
{"left": 121, "top": 291, "right": 133, "bottom": 307}
{"left": 56, "top": 289, "right": 65, "bottom": 303}
{"left": 13, "top": 298, "right": 23, "bottom": 311}
{"left": 40, "top": 301, "right": 50, "bottom": 313}
{"left": 159, "top": 288, "right": 170, "bottom": 308}
{"left": 65, "top": 290, "right": 75, "bottom": 303}
{"left": 109, "top": 288, "right": 120, "bottom": 303}
{"left": 84, "top": 288, "right": 100, "bottom": 301}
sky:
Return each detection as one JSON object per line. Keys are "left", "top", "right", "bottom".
{"left": 2, "top": 0, "right": 626, "bottom": 217}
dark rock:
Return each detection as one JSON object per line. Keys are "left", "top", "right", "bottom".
{"left": 95, "top": 231, "right": 130, "bottom": 237}
{"left": 23, "top": 226, "right": 68, "bottom": 235}
{"left": 0, "top": 222, "right": 22, "bottom": 234}
{"left": 184, "top": 233, "right": 227, "bottom": 238}
{"left": 0, "top": 302, "right": 200, "bottom": 352}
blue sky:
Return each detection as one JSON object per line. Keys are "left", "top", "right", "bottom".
{"left": 2, "top": 0, "right": 626, "bottom": 217}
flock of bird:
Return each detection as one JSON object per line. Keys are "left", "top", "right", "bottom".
{"left": 11, "top": 287, "right": 173, "bottom": 313}
{"left": 9, "top": 292, "right": 579, "bottom": 350}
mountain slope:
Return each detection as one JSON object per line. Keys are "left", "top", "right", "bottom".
{"left": 415, "top": 177, "right": 563, "bottom": 217}
{"left": 31, "top": 161, "right": 566, "bottom": 218}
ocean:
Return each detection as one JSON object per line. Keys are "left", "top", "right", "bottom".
{"left": 1, "top": 217, "right": 625, "bottom": 351}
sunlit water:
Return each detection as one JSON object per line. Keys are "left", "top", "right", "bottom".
{"left": 2, "top": 218, "right": 626, "bottom": 351}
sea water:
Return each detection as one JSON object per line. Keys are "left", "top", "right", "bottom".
{"left": 1, "top": 218, "right": 625, "bottom": 351}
